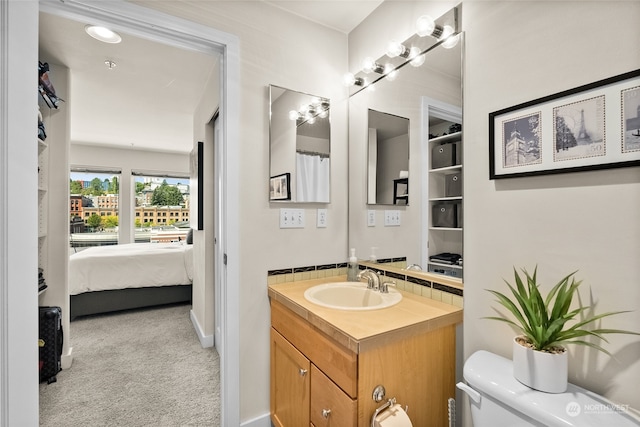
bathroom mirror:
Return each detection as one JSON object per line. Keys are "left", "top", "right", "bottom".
{"left": 367, "top": 109, "right": 410, "bottom": 205}
{"left": 348, "top": 28, "right": 463, "bottom": 264}
{"left": 269, "top": 85, "right": 330, "bottom": 203}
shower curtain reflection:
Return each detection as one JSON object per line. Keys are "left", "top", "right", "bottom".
{"left": 296, "top": 152, "right": 330, "bottom": 203}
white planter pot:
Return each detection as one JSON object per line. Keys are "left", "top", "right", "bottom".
{"left": 512, "top": 336, "right": 568, "bottom": 393}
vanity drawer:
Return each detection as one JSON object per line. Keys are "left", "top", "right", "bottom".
{"left": 271, "top": 300, "right": 358, "bottom": 398}
{"left": 310, "top": 364, "right": 357, "bottom": 427}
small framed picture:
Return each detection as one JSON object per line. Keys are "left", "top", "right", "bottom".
{"left": 269, "top": 173, "right": 291, "bottom": 201}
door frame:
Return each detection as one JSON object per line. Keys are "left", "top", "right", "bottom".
{"left": 2, "top": 0, "right": 241, "bottom": 424}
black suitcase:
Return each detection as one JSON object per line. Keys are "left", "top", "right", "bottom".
{"left": 39, "top": 306, "right": 63, "bottom": 384}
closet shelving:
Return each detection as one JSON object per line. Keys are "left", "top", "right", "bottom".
{"left": 38, "top": 135, "right": 49, "bottom": 295}
{"left": 427, "top": 128, "right": 463, "bottom": 278}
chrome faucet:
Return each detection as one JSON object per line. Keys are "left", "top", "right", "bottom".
{"left": 358, "top": 269, "right": 380, "bottom": 290}
{"left": 379, "top": 279, "right": 396, "bottom": 293}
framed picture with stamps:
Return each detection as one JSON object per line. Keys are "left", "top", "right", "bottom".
{"left": 489, "top": 69, "right": 640, "bottom": 179}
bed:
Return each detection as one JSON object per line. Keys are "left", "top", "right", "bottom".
{"left": 69, "top": 242, "right": 194, "bottom": 319}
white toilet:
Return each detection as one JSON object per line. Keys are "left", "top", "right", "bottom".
{"left": 457, "top": 350, "right": 640, "bottom": 427}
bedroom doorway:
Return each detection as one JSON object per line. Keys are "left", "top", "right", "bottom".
{"left": 33, "top": 1, "right": 241, "bottom": 425}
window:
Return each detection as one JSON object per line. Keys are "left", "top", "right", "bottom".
{"left": 132, "top": 173, "right": 190, "bottom": 243}
{"left": 69, "top": 169, "right": 121, "bottom": 251}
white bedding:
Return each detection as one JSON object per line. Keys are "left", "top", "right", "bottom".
{"left": 69, "top": 242, "right": 194, "bottom": 295}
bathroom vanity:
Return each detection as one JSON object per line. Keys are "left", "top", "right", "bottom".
{"left": 269, "top": 276, "right": 462, "bottom": 427}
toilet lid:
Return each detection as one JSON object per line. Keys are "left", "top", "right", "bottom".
{"left": 463, "top": 351, "right": 640, "bottom": 427}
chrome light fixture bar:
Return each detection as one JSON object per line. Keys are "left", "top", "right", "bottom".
{"left": 345, "top": 6, "right": 459, "bottom": 96}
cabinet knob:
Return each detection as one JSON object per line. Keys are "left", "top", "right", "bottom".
{"left": 299, "top": 368, "right": 308, "bottom": 377}
{"left": 322, "top": 409, "right": 331, "bottom": 418}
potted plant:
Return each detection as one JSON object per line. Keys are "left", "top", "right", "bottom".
{"left": 486, "top": 266, "right": 639, "bottom": 393}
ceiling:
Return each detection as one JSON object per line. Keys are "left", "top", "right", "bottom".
{"left": 38, "top": 2, "right": 383, "bottom": 154}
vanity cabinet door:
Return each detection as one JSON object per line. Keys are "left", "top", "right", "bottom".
{"left": 310, "top": 364, "right": 357, "bottom": 427}
{"left": 271, "top": 328, "right": 311, "bottom": 427}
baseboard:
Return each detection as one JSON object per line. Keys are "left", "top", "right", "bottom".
{"left": 190, "top": 309, "right": 214, "bottom": 348}
{"left": 61, "top": 346, "right": 73, "bottom": 370}
{"left": 241, "top": 412, "right": 271, "bottom": 427}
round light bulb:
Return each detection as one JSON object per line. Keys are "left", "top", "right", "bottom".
{"left": 384, "top": 64, "right": 399, "bottom": 81}
{"left": 386, "top": 40, "right": 405, "bottom": 58}
{"left": 416, "top": 15, "right": 435, "bottom": 37}
{"left": 289, "top": 110, "right": 299, "bottom": 121}
{"left": 410, "top": 51, "right": 426, "bottom": 67}
{"left": 439, "top": 25, "right": 454, "bottom": 42}
{"left": 441, "top": 31, "right": 460, "bottom": 49}
{"left": 362, "top": 57, "right": 376, "bottom": 73}
{"left": 318, "top": 109, "right": 328, "bottom": 119}
{"left": 343, "top": 73, "right": 356, "bottom": 86}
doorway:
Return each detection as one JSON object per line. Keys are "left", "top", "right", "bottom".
{"left": 35, "top": 1, "right": 241, "bottom": 425}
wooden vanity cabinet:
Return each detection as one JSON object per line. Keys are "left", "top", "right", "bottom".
{"left": 310, "top": 364, "right": 357, "bottom": 426}
{"left": 270, "top": 329, "right": 311, "bottom": 427}
{"left": 270, "top": 298, "right": 457, "bottom": 427}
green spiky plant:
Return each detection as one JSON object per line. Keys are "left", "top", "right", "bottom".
{"left": 486, "top": 267, "right": 640, "bottom": 354}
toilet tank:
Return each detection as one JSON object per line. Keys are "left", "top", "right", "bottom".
{"left": 459, "top": 350, "right": 640, "bottom": 427}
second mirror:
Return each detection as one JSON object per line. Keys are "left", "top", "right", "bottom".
{"left": 269, "top": 85, "right": 330, "bottom": 203}
{"left": 367, "top": 109, "right": 409, "bottom": 205}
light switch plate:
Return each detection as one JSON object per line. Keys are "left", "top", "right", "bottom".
{"left": 367, "top": 210, "right": 376, "bottom": 227}
{"left": 280, "top": 208, "right": 305, "bottom": 228}
{"left": 384, "top": 210, "right": 401, "bottom": 226}
{"left": 317, "top": 209, "right": 327, "bottom": 228}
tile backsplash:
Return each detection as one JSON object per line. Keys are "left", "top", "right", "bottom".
{"left": 267, "top": 257, "right": 463, "bottom": 308}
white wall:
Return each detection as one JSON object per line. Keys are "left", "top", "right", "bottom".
{"left": 462, "top": 1, "right": 640, "bottom": 424}
{"left": 132, "top": 1, "right": 349, "bottom": 422}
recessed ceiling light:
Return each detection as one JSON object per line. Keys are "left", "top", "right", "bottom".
{"left": 85, "top": 25, "right": 122, "bottom": 44}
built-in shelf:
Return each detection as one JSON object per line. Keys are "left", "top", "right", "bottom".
{"left": 428, "top": 261, "right": 463, "bottom": 270}
{"left": 38, "top": 124, "right": 49, "bottom": 302}
{"left": 429, "top": 227, "right": 462, "bottom": 231}
{"left": 426, "top": 104, "right": 462, "bottom": 280}
{"left": 429, "top": 196, "right": 462, "bottom": 202}
{"left": 429, "top": 131, "right": 461, "bottom": 145}
{"left": 429, "top": 164, "right": 462, "bottom": 174}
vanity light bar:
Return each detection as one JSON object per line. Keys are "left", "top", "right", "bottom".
{"left": 344, "top": 5, "right": 459, "bottom": 96}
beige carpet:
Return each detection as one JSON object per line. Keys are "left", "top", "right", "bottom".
{"left": 39, "top": 303, "right": 220, "bottom": 427}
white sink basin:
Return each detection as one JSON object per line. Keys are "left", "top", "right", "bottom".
{"left": 303, "top": 282, "right": 402, "bottom": 311}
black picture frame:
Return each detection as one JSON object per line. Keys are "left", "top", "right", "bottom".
{"left": 489, "top": 69, "right": 640, "bottom": 179}
{"left": 269, "top": 173, "right": 291, "bottom": 201}
{"left": 190, "top": 141, "right": 204, "bottom": 230}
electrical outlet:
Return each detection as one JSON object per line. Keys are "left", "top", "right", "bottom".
{"left": 280, "top": 208, "right": 305, "bottom": 228}
{"left": 317, "top": 209, "right": 327, "bottom": 228}
{"left": 384, "top": 210, "right": 401, "bottom": 226}
{"left": 367, "top": 210, "right": 376, "bottom": 227}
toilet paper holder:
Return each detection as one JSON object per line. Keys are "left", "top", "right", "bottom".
{"left": 370, "top": 385, "right": 409, "bottom": 427}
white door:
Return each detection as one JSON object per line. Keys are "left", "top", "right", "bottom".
{"left": 213, "top": 113, "right": 224, "bottom": 350}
